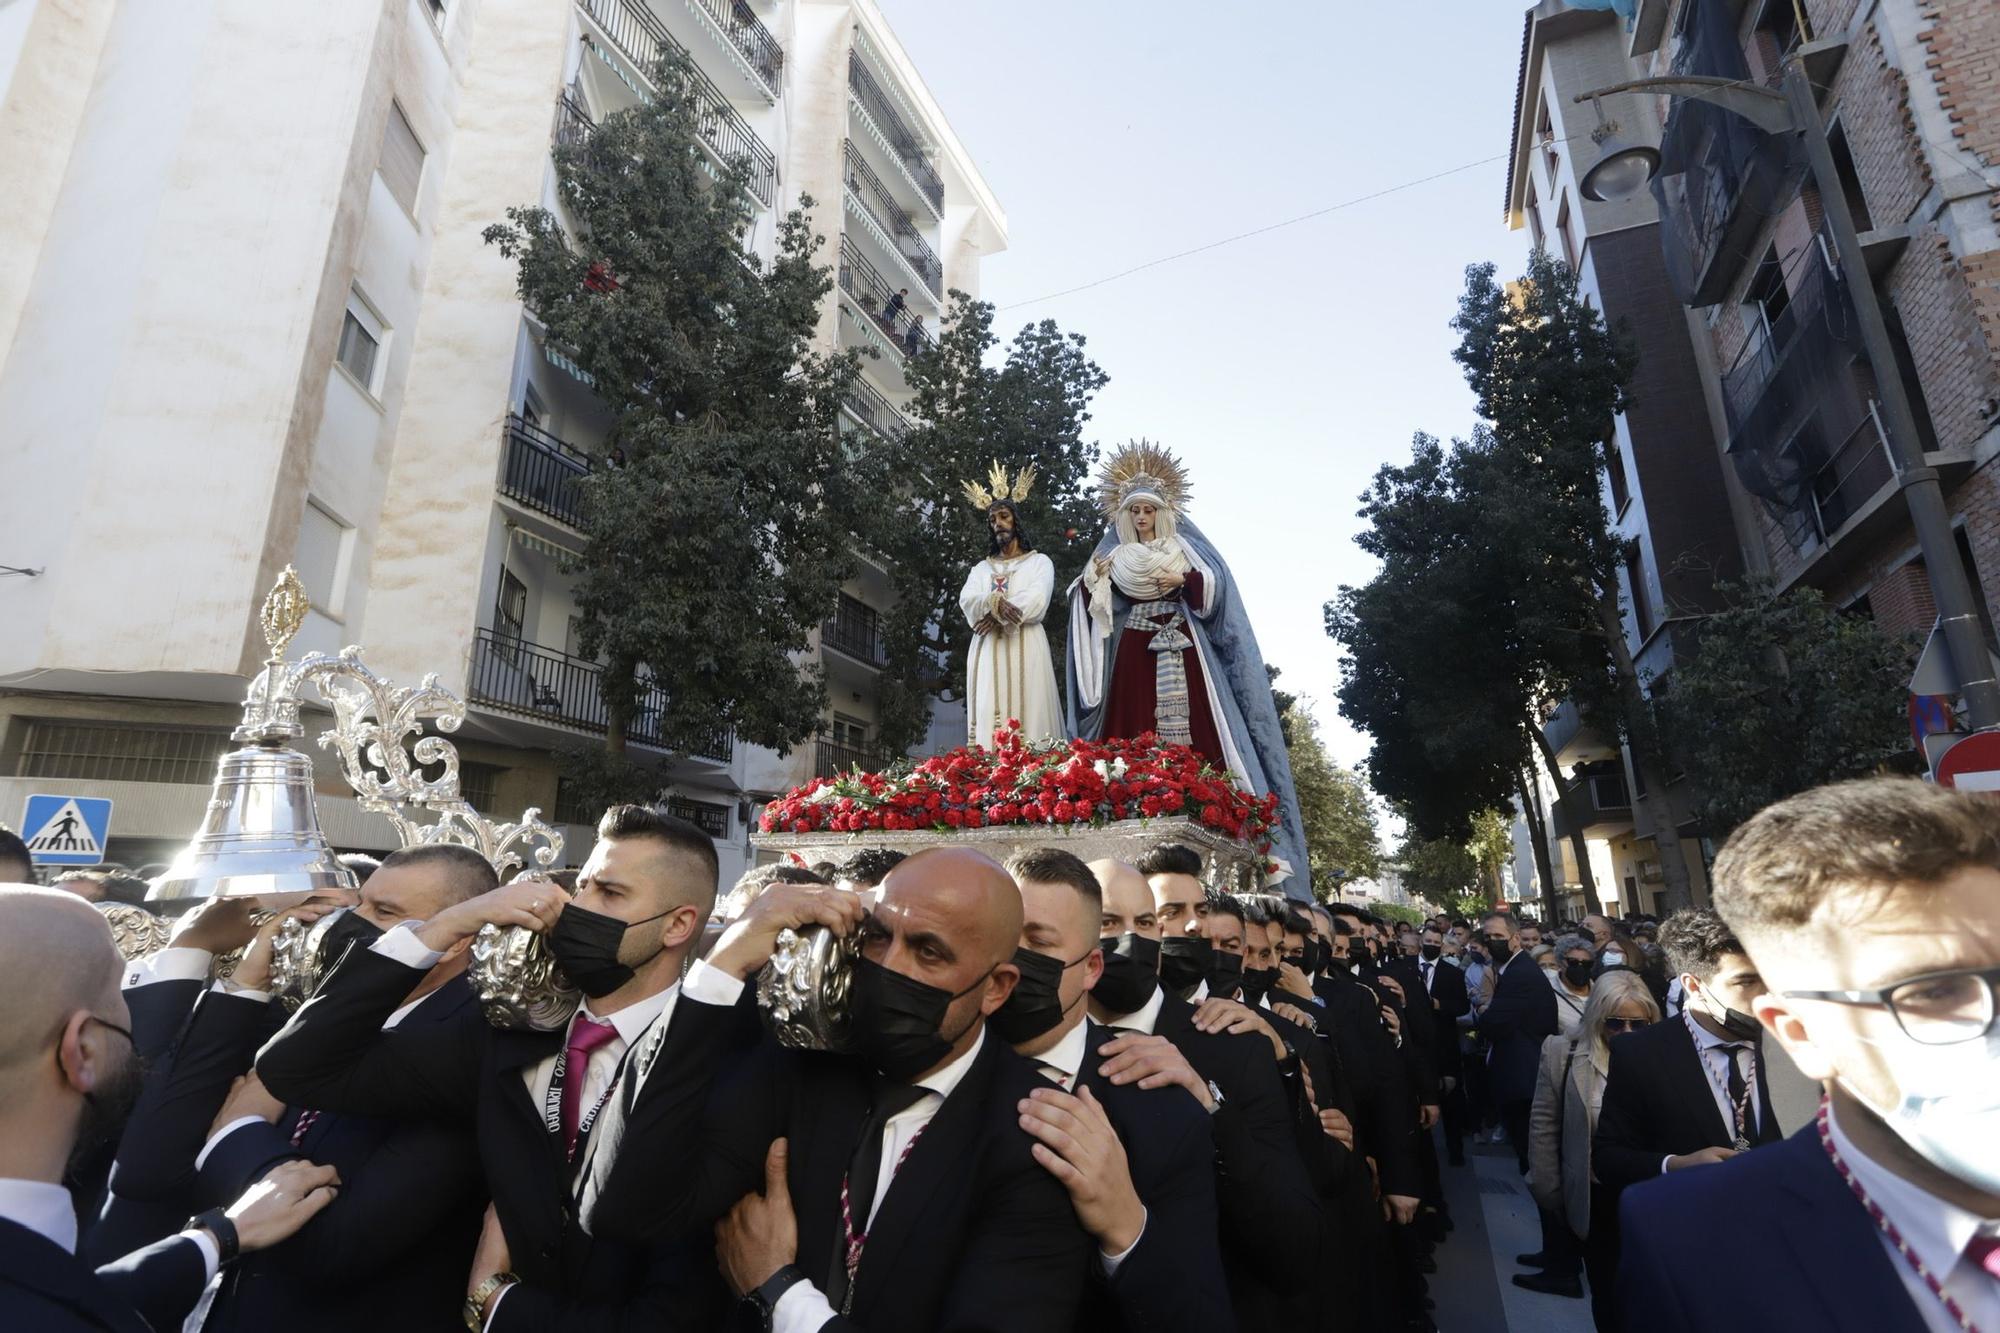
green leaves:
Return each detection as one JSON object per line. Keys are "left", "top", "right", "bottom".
{"left": 1280, "top": 701, "right": 1384, "bottom": 888}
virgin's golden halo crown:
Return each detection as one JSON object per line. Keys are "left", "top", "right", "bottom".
{"left": 1096, "top": 440, "right": 1191, "bottom": 519}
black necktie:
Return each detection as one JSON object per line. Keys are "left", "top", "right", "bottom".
{"left": 829, "top": 1078, "right": 929, "bottom": 1306}
{"left": 1721, "top": 1044, "right": 1750, "bottom": 1141}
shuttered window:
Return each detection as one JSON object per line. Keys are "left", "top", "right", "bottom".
{"left": 379, "top": 102, "right": 425, "bottom": 216}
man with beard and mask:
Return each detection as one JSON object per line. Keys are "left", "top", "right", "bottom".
{"left": 1619, "top": 780, "right": 2000, "bottom": 1333}
{"left": 1479, "top": 911, "right": 1558, "bottom": 1176}
{"left": 958, "top": 485, "right": 1062, "bottom": 749}
{"left": 1087, "top": 859, "right": 1320, "bottom": 1330}
{"left": 257, "top": 805, "right": 727, "bottom": 1331}
{"left": 0, "top": 886, "right": 339, "bottom": 1331}
{"left": 582, "top": 846, "right": 1092, "bottom": 1332}
{"left": 105, "top": 844, "right": 494, "bottom": 1332}
{"left": 993, "top": 847, "right": 1232, "bottom": 1333}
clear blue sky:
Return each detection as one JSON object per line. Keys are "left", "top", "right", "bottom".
{"left": 881, "top": 0, "right": 1537, "bottom": 775}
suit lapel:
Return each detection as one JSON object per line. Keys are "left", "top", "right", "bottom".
{"left": 1753, "top": 1050, "right": 1784, "bottom": 1142}
{"left": 0, "top": 1217, "right": 146, "bottom": 1332}
{"left": 1767, "top": 1132, "right": 1931, "bottom": 1333}
{"left": 1667, "top": 1019, "right": 1734, "bottom": 1145}
{"left": 794, "top": 1057, "right": 870, "bottom": 1290}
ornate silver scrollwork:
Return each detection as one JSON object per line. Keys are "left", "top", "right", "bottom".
{"left": 97, "top": 903, "right": 172, "bottom": 962}
{"left": 470, "top": 873, "right": 582, "bottom": 1031}
{"left": 756, "top": 925, "right": 860, "bottom": 1052}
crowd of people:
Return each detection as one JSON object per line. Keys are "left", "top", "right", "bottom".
{"left": 0, "top": 772, "right": 1996, "bottom": 1331}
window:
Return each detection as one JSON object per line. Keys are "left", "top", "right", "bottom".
{"left": 495, "top": 568, "right": 527, "bottom": 641}
{"left": 16, "top": 721, "right": 235, "bottom": 785}
{"left": 1526, "top": 180, "right": 1545, "bottom": 252}
{"left": 667, "top": 796, "right": 731, "bottom": 839}
{"left": 521, "top": 383, "right": 548, "bottom": 432}
{"left": 1826, "top": 120, "right": 1873, "bottom": 232}
{"left": 1535, "top": 93, "right": 1558, "bottom": 185}
{"left": 1555, "top": 193, "right": 1578, "bottom": 271}
{"left": 458, "top": 761, "right": 503, "bottom": 813}
{"left": 378, "top": 101, "right": 426, "bottom": 217}
{"left": 1624, "top": 547, "right": 1654, "bottom": 639}
{"left": 1744, "top": 246, "right": 1791, "bottom": 344}
{"left": 423, "top": 0, "right": 448, "bottom": 27}
{"left": 1843, "top": 593, "right": 1876, "bottom": 620}
{"left": 1605, "top": 440, "right": 1631, "bottom": 515}
{"left": 294, "top": 499, "right": 352, "bottom": 616}
{"left": 336, "top": 292, "right": 385, "bottom": 395}
{"left": 830, "top": 712, "right": 868, "bottom": 749}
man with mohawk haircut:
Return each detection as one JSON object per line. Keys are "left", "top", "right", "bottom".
{"left": 959, "top": 461, "right": 1062, "bottom": 747}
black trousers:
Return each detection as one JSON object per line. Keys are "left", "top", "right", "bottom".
{"left": 1584, "top": 1184, "right": 1622, "bottom": 1332}
{"left": 1500, "top": 1098, "right": 1532, "bottom": 1175}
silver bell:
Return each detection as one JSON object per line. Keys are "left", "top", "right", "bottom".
{"left": 148, "top": 744, "right": 357, "bottom": 910}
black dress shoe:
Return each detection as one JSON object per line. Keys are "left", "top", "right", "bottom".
{"left": 1515, "top": 1251, "right": 1548, "bottom": 1268}
{"left": 1511, "top": 1271, "right": 1585, "bottom": 1298}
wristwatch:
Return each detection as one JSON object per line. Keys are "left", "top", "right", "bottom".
{"left": 464, "top": 1271, "right": 519, "bottom": 1331}
{"left": 743, "top": 1264, "right": 808, "bottom": 1329}
{"left": 1204, "top": 1078, "right": 1227, "bottom": 1115}
{"left": 184, "top": 1207, "right": 238, "bottom": 1267}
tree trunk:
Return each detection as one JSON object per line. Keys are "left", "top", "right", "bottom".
{"left": 1594, "top": 589, "right": 1696, "bottom": 914}
{"left": 1515, "top": 765, "right": 1559, "bottom": 914}
{"left": 1528, "top": 720, "right": 1604, "bottom": 917}
{"left": 603, "top": 655, "right": 634, "bottom": 765}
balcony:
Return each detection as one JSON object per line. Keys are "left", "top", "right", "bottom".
{"left": 1651, "top": 0, "right": 1806, "bottom": 304}
{"left": 498, "top": 414, "right": 594, "bottom": 530}
{"left": 686, "top": 0, "right": 783, "bottom": 98}
{"left": 838, "top": 235, "right": 934, "bottom": 359}
{"left": 815, "top": 738, "right": 901, "bottom": 780}
{"left": 1550, "top": 763, "right": 1633, "bottom": 842}
{"left": 573, "top": 0, "right": 778, "bottom": 206}
{"left": 843, "top": 141, "right": 942, "bottom": 299}
{"left": 842, "top": 377, "right": 913, "bottom": 442}
{"left": 468, "top": 628, "right": 734, "bottom": 763}
{"left": 846, "top": 52, "right": 944, "bottom": 216}
{"left": 823, "top": 593, "right": 887, "bottom": 666}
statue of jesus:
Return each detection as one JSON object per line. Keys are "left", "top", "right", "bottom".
{"left": 958, "top": 463, "right": 1061, "bottom": 748}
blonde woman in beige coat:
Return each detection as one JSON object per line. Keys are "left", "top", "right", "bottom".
{"left": 1522, "top": 970, "right": 1661, "bottom": 1319}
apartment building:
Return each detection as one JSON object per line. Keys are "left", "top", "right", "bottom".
{"left": 0, "top": 0, "right": 1005, "bottom": 886}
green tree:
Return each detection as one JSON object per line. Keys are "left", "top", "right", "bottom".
{"left": 873, "top": 295, "right": 1108, "bottom": 751}
{"left": 1468, "top": 807, "right": 1514, "bottom": 905}
{"left": 1667, "top": 583, "right": 1913, "bottom": 836}
{"left": 1280, "top": 700, "right": 1385, "bottom": 888}
{"left": 1397, "top": 834, "right": 1481, "bottom": 906}
{"left": 483, "top": 51, "right": 877, "bottom": 785}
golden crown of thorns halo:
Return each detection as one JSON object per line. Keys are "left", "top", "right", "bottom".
{"left": 1096, "top": 440, "right": 1192, "bottom": 520}
{"left": 961, "top": 460, "right": 1037, "bottom": 511}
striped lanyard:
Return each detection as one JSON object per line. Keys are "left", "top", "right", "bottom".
{"left": 1684, "top": 1008, "right": 1756, "bottom": 1150}
{"left": 836, "top": 1123, "right": 928, "bottom": 1317}
{"left": 1816, "top": 1098, "right": 1982, "bottom": 1333}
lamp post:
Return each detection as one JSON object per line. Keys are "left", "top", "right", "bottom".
{"left": 1574, "top": 66, "right": 2000, "bottom": 732}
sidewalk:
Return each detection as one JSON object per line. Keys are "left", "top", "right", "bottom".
{"left": 1428, "top": 1132, "right": 1596, "bottom": 1333}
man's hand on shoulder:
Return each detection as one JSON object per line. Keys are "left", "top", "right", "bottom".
{"left": 1095, "top": 1032, "right": 1215, "bottom": 1111}
{"left": 1018, "top": 1086, "right": 1145, "bottom": 1255}
{"left": 707, "top": 884, "right": 868, "bottom": 982}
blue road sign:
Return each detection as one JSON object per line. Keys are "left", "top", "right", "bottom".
{"left": 21, "top": 794, "right": 114, "bottom": 866}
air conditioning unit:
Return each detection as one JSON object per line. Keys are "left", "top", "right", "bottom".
{"left": 1638, "top": 859, "right": 1665, "bottom": 883}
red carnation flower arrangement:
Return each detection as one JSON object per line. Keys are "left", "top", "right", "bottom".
{"left": 757, "top": 724, "right": 1277, "bottom": 854}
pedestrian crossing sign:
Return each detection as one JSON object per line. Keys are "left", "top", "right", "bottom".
{"left": 20, "top": 794, "right": 114, "bottom": 866}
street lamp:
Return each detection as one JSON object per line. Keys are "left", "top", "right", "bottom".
{"left": 1573, "top": 67, "right": 2000, "bottom": 731}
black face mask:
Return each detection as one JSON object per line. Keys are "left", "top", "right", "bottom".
{"left": 1562, "top": 959, "right": 1594, "bottom": 989}
{"left": 1420, "top": 944, "right": 1442, "bottom": 962}
{"left": 1158, "top": 935, "right": 1213, "bottom": 995}
{"left": 1204, "top": 949, "right": 1244, "bottom": 997}
{"left": 850, "top": 954, "right": 993, "bottom": 1082}
{"left": 1094, "top": 933, "right": 1160, "bottom": 1014}
{"left": 547, "top": 903, "right": 670, "bottom": 998}
{"left": 989, "top": 946, "right": 1092, "bottom": 1045}
{"left": 1299, "top": 940, "right": 1325, "bottom": 976}
{"left": 318, "top": 908, "right": 384, "bottom": 972}
{"left": 1696, "top": 986, "right": 1763, "bottom": 1043}
{"left": 1485, "top": 937, "right": 1513, "bottom": 965}
{"left": 1240, "top": 966, "right": 1279, "bottom": 1005}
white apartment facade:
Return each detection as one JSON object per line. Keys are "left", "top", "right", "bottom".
{"left": 0, "top": 0, "right": 1005, "bottom": 888}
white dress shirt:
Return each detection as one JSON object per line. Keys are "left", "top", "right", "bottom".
{"left": 682, "top": 958, "right": 1005, "bottom": 1333}
{"left": 1657, "top": 1011, "right": 1766, "bottom": 1175}
{"left": 1828, "top": 1103, "right": 2000, "bottom": 1333}
{"left": 123, "top": 946, "right": 215, "bottom": 990}
{"left": 0, "top": 1177, "right": 220, "bottom": 1295}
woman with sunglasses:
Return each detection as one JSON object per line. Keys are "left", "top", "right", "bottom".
{"left": 1521, "top": 970, "right": 1661, "bottom": 1323}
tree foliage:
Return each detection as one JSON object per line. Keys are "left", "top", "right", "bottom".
{"left": 1280, "top": 700, "right": 1385, "bottom": 888}
{"left": 1396, "top": 835, "right": 1482, "bottom": 906}
{"left": 484, "top": 52, "right": 879, "bottom": 783}
{"left": 1666, "top": 583, "right": 1913, "bottom": 836}
{"left": 873, "top": 296, "right": 1108, "bottom": 751}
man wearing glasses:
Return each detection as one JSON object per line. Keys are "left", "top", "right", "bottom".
{"left": 1618, "top": 777, "right": 2000, "bottom": 1333}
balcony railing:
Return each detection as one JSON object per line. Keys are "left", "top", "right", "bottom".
{"left": 469, "top": 628, "right": 735, "bottom": 762}
{"left": 823, "top": 593, "right": 887, "bottom": 665}
{"left": 554, "top": 92, "right": 594, "bottom": 149}
{"left": 843, "top": 141, "right": 942, "bottom": 297}
{"left": 574, "top": 0, "right": 778, "bottom": 205}
{"left": 842, "top": 377, "right": 912, "bottom": 441}
{"left": 691, "top": 0, "right": 783, "bottom": 95}
{"left": 815, "top": 739, "right": 900, "bottom": 780}
{"left": 499, "top": 414, "right": 594, "bottom": 528}
{"left": 838, "top": 235, "right": 933, "bottom": 357}
{"left": 847, "top": 52, "right": 944, "bottom": 214}
{"left": 1805, "top": 403, "right": 1894, "bottom": 542}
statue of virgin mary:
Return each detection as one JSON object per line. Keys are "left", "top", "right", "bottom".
{"left": 1064, "top": 442, "right": 1310, "bottom": 892}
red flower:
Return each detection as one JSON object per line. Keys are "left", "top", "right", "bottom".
{"left": 942, "top": 809, "right": 964, "bottom": 827}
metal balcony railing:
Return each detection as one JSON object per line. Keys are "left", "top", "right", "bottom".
{"left": 815, "top": 738, "right": 900, "bottom": 780}
{"left": 842, "top": 377, "right": 912, "bottom": 441}
{"left": 838, "top": 235, "right": 933, "bottom": 357}
{"left": 1805, "top": 403, "right": 1894, "bottom": 541}
{"left": 842, "top": 141, "right": 942, "bottom": 297}
{"left": 574, "top": 0, "right": 778, "bottom": 205}
{"left": 469, "top": 628, "right": 735, "bottom": 761}
{"left": 499, "top": 414, "right": 594, "bottom": 528}
{"left": 553, "top": 92, "right": 595, "bottom": 149}
{"left": 691, "top": 0, "right": 784, "bottom": 94}
{"left": 822, "top": 593, "right": 887, "bottom": 665}
{"left": 846, "top": 52, "right": 944, "bottom": 213}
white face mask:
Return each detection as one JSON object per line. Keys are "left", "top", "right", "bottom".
{"left": 1844, "top": 1028, "right": 2000, "bottom": 1197}
{"left": 1601, "top": 950, "right": 1625, "bottom": 966}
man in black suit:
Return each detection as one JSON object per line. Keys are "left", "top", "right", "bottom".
{"left": 1478, "top": 910, "right": 1557, "bottom": 1174}
{"left": 996, "top": 848, "right": 1232, "bottom": 1332}
{"left": 583, "top": 846, "right": 1092, "bottom": 1331}
{"left": 1620, "top": 777, "right": 2000, "bottom": 1332}
{"left": 109, "top": 844, "right": 495, "bottom": 1331}
{"left": 1412, "top": 925, "right": 1471, "bottom": 1166}
{"left": 1086, "top": 860, "right": 1320, "bottom": 1330}
{"left": 259, "top": 804, "right": 730, "bottom": 1331}
{"left": 0, "top": 886, "right": 337, "bottom": 1332}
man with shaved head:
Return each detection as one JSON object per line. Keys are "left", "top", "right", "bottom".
{"left": 588, "top": 845, "right": 1093, "bottom": 1330}
{"left": 0, "top": 886, "right": 338, "bottom": 1330}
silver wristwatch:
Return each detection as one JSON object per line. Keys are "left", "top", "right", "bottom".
{"left": 1205, "top": 1078, "right": 1226, "bottom": 1115}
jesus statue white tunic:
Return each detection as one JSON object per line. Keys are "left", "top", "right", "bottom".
{"left": 959, "top": 550, "right": 1063, "bottom": 748}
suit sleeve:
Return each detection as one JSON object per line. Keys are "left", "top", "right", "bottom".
{"left": 255, "top": 945, "right": 481, "bottom": 1122}
{"left": 1615, "top": 1186, "right": 1700, "bottom": 1333}
{"left": 1204, "top": 1037, "right": 1321, "bottom": 1283}
{"left": 125, "top": 976, "right": 206, "bottom": 1061}
{"left": 1106, "top": 1104, "right": 1234, "bottom": 1333}
{"left": 1432, "top": 968, "right": 1471, "bottom": 1026}
{"left": 488, "top": 1240, "right": 718, "bottom": 1333}
{"left": 1526, "top": 1038, "right": 1565, "bottom": 1213}
{"left": 1591, "top": 1034, "right": 1664, "bottom": 1190}
{"left": 111, "top": 990, "right": 273, "bottom": 1202}
{"left": 95, "top": 1234, "right": 211, "bottom": 1333}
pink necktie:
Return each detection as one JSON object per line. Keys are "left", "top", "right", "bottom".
{"left": 561, "top": 1016, "right": 619, "bottom": 1159}
{"left": 1968, "top": 1233, "right": 2000, "bottom": 1280}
